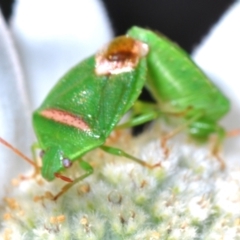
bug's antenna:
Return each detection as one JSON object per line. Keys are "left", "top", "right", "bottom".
{"left": 227, "top": 129, "right": 240, "bottom": 137}
{"left": 0, "top": 137, "right": 37, "bottom": 167}
{"left": 54, "top": 173, "right": 73, "bottom": 183}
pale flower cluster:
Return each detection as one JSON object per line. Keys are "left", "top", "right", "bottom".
{"left": 1, "top": 125, "right": 240, "bottom": 240}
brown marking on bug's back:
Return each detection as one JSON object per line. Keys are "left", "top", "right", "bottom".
{"left": 106, "top": 37, "right": 140, "bottom": 61}
{"left": 95, "top": 36, "right": 149, "bottom": 75}
{"left": 40, "top": 109, "right": 90, "bottom": 131}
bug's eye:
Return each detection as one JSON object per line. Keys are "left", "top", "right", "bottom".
{"left": 62, "top": 158, "right": 72, "bottom": 169}
{"left": 39, "top": 150, "right": 45, "bottom": 158}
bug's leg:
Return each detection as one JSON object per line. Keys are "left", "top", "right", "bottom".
{"left": 131, "top": 100, "right": 158, "bottom": 115}
{"left": 161, "top": 112, "right": 203, "bottom": 158}
{"left": 117, "top": 101, "right": 162, "bottom": 129}
{"left": 52, "top": 160, "right": 93, "bottom": 201}
{"left": 117, "top": 111, "right": 161, "bottom": 129}
{"left": 126, "top": 101, "right": 202, "bottom": 158}
{"left": 117, "top": 100, "right": 193, "bottom": 129}
{"left": 100, "top": 145, "right": 160, "bottom": 169}
{"left": 213, "top": 128, "right": 240, "bottom": 169}
{"left": 209, "top": 126, "right": 226, "bottom": 170}
{"left": 189, "top": 120, "right": 227, "bottom": 169}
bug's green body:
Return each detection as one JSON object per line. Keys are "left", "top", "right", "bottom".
{"left": 2, "top": 27, "right": 230, "bottom": 198}
{"left": 127, "top": 27, "right": 230, "bottom": 138}
{"left": 33, "top": 42, "right": 147, "bottom": 181}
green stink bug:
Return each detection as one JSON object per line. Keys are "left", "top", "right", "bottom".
{"left": 0, "top": 36, "right": 152, "bottom": 200}
{"left": 125, "top": 26, "right": 230, "bottom": 166}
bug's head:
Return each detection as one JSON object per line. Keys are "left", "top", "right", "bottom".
{"left": 40, "top": 147, "right": 72, "bottom": 181}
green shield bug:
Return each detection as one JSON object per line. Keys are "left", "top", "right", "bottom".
{"left": 125, "top": 26, "right": 230, "bottom": 167}
{"left": 0, "top": 36, "right": 153, "bottom": 200}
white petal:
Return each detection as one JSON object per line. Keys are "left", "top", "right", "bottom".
{"left": 10, "top": 0, "right": 113, "bottom": 109}
{"left": 192, "top": 1, "right": 240, "bottom": 130}
{"left": 0, "top": 10, "right": 33, "bottom": 199}
{"left": 192, "top": 2, "right": 240, "bottom": 164}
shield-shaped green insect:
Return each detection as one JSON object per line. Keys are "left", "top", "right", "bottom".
{"left": 0, "top": 36, "right": 151, "bottom": 200}
{"left": 126, "top": 26, "right": 230, "bottom": 166}
{"left": 33, "top": 36, "right": 149, "bottom": 183}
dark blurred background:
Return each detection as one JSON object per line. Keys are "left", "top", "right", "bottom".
{"left": 102, "top": 0, "right": 235, "bottom": 52}
{"left": 0, "top": 0, "right": 235, "bottom": 52}
{"left": 0, "top": 0, "right": 14, "bottom": 21}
